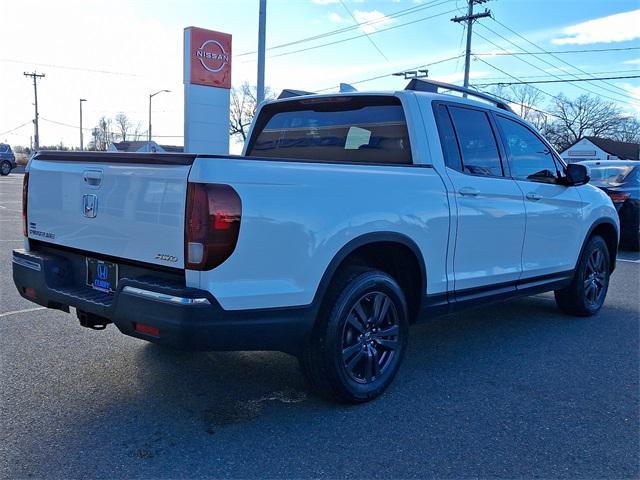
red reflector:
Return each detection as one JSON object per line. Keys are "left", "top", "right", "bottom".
{"left": 134, "top": 323, "right": 160, "bottom": 337}
{"left": 608, "top": 192, "right": 630, "bottom": 203}
{"left": 24, "top": 287, "right": 36, "bottom": 299}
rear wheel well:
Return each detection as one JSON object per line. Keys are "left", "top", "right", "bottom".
{"left": 331, "top": 241, "right": 424, "bottom": 323}
{"left": 589, "top": 222, "right": 618, "bottom": 272}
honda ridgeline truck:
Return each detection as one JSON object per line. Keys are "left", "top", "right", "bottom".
{"left": 13, "top": 79, "right": 619, "bottom": 403}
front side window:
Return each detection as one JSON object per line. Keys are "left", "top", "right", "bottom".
{"left": 448, "top": 106, "right": 503, "bottom": 177}
{"left": 247, "top": 97, "right": 412, "bottom": 164}
{"left": 496, "top": 116, "right": 559, "bottom": 183}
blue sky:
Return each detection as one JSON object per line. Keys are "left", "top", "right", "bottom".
{"left": 1, "top": 0, "right": 638, "bottom": 149}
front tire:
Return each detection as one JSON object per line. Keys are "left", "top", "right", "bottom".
{"left": 554, "top": 235, "right": 611, "bottom": 316}
{"left": 0, "top": 161, "right": 11, "bottom": 176}
{"left": 300, "top": 267, "right": 409, "bottom": 403}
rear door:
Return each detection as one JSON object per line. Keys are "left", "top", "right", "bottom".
{"left": 492, "top": 114, "right": 583, "bottom": 278}
{"left": 27, "top": 154, "right": 192, "bottom": 268}
{"left": 434, "top": 103, "right": 526, "bottom": 294}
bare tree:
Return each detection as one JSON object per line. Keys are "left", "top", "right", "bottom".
{"left": 131, "top": 121, "right": 145, "bottom": 141}
{"left": 611, "top": 116, "right": 640, "bottom": 144}
{"left": 114, "top": 112, "right": 131, "bottom": 142}
{"left": 545, "top": 94, "right": 626, "bottom": 151}
{"left": 230, "top": 82, "right": 275, "bottom": 141}
{"left": 91, "top": 116, "right": 115, "bottom": 151}
{"left": 491, "top": 85, "right": 544, "bottom": 123}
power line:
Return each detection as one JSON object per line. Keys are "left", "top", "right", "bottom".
{"left": 236, "top": 0, "right": 454, "bottom": 57}
{"left": 475, "top": 24, "right": 639, "bottom": 105}
{"left": 477, "top": 68, "right": 640, "bottom": 82}
{"left": 490, "top": 17, "right": 634, "bottom": 96}
{"left": 316, "top": 54, "right": 464, "bottom": 92}
{"left": 339, "top": 0, "right": 389, "bottom": 62}
{"left": 1, "top": 59, "right": 140, "bottom": 77}
{"left": 472, "top": 55, "right": 561, "bottom": 101}
{"left": 473, "top": 46, "right": 640, "bottom": 56}
{"left": 263, "top": 7, "right": 461, "bottom": 60}
{"left": 0, "top": 121, "right": 33, "bottom": 137}
{"left": 474, "top": 75, "right": 640, "bottom": 86}
{"left": 474, "top": 28, "right": 640, "bottom": 106}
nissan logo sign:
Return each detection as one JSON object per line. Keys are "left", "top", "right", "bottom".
{"left": 196, "top": 40, "right": 229, "bottom": 73}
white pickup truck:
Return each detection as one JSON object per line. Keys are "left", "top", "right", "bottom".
{"left": 13, "top": 79, "right": 619, "bottom": 403}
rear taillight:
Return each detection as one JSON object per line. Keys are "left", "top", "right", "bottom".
{"left": 607, "top": 191, "right": 630, "bottom": 204}
{"left": 22, "top": 172, "right": 29, "bottom": 237}
{"left": 185, "top": 183, "right": 241, "bottom": 270}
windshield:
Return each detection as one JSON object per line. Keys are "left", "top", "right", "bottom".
{"left": 588, "top": 165, "right": 636, "bottom": 185}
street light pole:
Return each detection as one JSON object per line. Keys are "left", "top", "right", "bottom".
{"left": 257, "top": 0, "right": 267, "bottom": 104}
{"left": 148, "top": 89, "right": 171, "bottom": 143}
{"left": 79, "top": 98, "right": 87, "bottom": 150}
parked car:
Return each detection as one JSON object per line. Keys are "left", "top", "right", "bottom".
{"left": 0, "top": 143, "right": 16, "bottom": 175}
{"left": 13, "top": 80, "right": 619, "bottom": 403}
{"left": 580, "top": 160, "right": 639, "bottom": 250}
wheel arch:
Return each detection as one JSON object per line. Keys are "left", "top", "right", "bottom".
{"left": 580, "top": 219, "right": 619, "bottom": 273}
{"left": 312, "top": 232, "right": 427, "bottom": 323}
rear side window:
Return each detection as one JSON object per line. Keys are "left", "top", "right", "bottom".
{"left": 448, "top": 106, "right": 503, "bottom": 177}
{"left": 247, "top": 96, "right": 412, "bottom": 164}
{"left": 434, "top": 104, "right": 463, "bottom": 171}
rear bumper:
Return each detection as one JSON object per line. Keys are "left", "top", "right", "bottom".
{"left": 12, "top": 248, "right": 315, "bottom": 353}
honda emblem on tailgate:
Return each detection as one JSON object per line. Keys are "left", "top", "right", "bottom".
{"left": 82, "top": 194, "right": 98, "bottom": 218}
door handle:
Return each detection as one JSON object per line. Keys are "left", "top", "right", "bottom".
{"left": 83, "top": 169, "right": 103, "bottom": 187}
{"left": 526, "top": 192, "right": 542, "bottom": 201}
{"left": 458, "top": 187, "right": 480, "bottom": 197}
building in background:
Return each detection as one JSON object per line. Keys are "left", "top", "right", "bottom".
{"left": 560, "top": 137, "right": 640, "bottom": 163}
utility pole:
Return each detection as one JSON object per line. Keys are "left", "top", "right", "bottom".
{"left": 79, "top": 98, "right": 87, "bottom": 150}
{"left": 256, "top": 0, "right": 267, "bottom": 104}
{"left": 451, "top": 0, "right": 491, "bottom": 89}
{"left": 148, "top": 89, "right": 170, "bottom": 143}
{"left": 23, "top": 72, "right": 45, "bottom": 151}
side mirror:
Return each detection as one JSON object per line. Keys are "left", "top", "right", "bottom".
{"left": 565, "top": 163, "right": 590, "bottom": 186}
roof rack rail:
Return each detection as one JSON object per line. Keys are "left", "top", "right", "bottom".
{"left": 405, "top": 78, "right": 515, "bottom": 114}
{"left": 277, "top": 89, "right": 316, "bottom": 99}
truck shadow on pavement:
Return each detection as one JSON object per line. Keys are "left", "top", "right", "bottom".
{"left": 8, "top": 292, "right": 638, "bottom": 478}
{"left": 125, "top": 293, "right": 626, "bottom": 433}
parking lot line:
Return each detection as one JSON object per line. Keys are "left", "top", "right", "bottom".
{"left": 618, "top": 258, "right": 640, "bottom": 264}
{"left": 0, "top": 307, "right": 46, "bottom": 318}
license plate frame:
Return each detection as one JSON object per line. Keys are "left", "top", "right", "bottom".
{"left": 86, "top": 258, "right": 119, "bottom": 293}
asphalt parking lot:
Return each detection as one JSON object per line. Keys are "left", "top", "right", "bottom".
{"left": 1, "top": 171, "right": 638, "bottom": 479}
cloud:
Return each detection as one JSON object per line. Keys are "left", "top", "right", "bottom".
{"left": 552, "top": 9, "right": 640, "bottom": 45}
{"left": 618, "top": 83, "right": 640, "bottom": 114}
{"left": 623, "top": 58, "right": 640, "bottom": 65}
{"left": 353, "top": 10, "right": 394, "bottom": 34}
{"left": 328, "top": 12, "right": 345, "bottom": 23}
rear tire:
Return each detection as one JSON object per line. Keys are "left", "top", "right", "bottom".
{"left": 0, "top": 161, "right": 11, "bottom": 176}
{"left": 300, "top": 267, "right": 409, "bottom": 403}
{"left": 554, "top": 235, "right": 611, "bottom": 316}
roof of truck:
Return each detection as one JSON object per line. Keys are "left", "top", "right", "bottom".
{"left": 271, "top": 82, "right": 520, "bottom": 118}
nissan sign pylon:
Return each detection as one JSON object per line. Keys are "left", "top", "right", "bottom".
{"left": 184, "top": 26, "right": 232, "bottom": 154}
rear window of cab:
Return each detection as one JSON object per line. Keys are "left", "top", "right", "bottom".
{"left": 246, "top": 96, "right": 412, "bottom": 165}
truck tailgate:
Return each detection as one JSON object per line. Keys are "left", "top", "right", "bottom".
{"left": 27, "top": 156, "right": 191, "bottom": 268}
